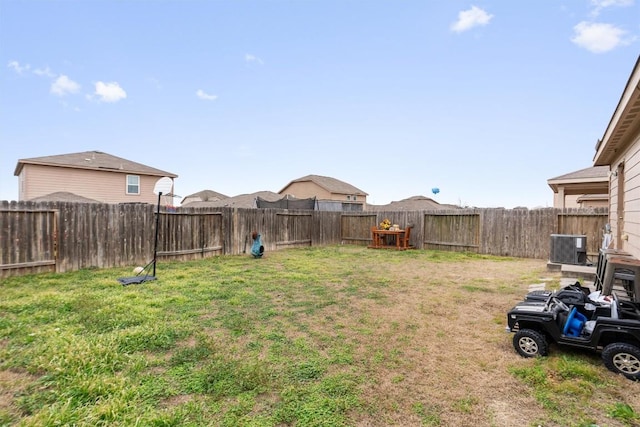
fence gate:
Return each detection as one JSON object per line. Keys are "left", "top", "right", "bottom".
{"left": 0, "top": 209, "right": 57, "bottom": 278}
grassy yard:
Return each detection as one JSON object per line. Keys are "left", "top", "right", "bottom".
{"left": 1, "top": 246, "right": 640, "bottom": 427}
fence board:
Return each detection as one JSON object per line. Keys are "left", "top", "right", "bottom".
{"left": 425, "top": 211, "right": 480, "bottom": 252}
{"left": 341, "top": 214, "right": 376, "bottom": 245}
{"left": 0, "top": 205, "right": 56, "bottom": 277}
{"left": 557, "top": 211, "right": 609, "bottom": 260}
{"left": 275, "top": 211, "right": 313, "bottom": 248}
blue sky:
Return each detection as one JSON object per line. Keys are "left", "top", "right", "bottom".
{"left": 1, "top": 1, "right": 638, "bottom": 207}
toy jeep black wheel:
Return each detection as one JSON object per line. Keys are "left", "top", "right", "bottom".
{"left": 602, "top": 343, "right": 640, "bottom": 380}
{"left": 513, "top": 329, "right": 548, "bottom": 357}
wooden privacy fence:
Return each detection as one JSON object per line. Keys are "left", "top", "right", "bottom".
{"left": 0, "top": 208, "right": 57, "bottom": 276}
{"left": 340, "top": 208, "right": 608, "bottom": 261}
{"left": 0, "top": 201, "right": 609, "bottom": 278}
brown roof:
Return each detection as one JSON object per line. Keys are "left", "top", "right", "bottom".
{"left": 548, "top": 166, "right": 609, "bottom": 182}
{"left": 547, "top": 166, "right": 609, "bottom": 193}
{"left": 279, "top": 174, "right": 368, "bottom": 196}
{"left": 28, "top": 191, "right": 100, "bottom": 203}
{"left": 181, "top": 189, "right": 229, "bottom": 205}
{"left": 181, "top": 191, "right": 281, "bottom": 209}
{"left": 594, "top": 55, "right": 640, "bottom": 166}
{"left": 368, "top": 195, "right": 458, "bottom": 211}
{"left": 14, "top": 150, "right": 177, "bottom": 178}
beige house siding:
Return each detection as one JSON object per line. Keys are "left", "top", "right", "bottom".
{"left": 597, "top": 126, "right": 640, "bottom": 256}
{"left": 579, "top": 199, "right": 609, "bottom": 209}
{"left": 552, "top": 189, "right": 563, "bottom": 208}
{"left": 592, "top": 56, "right": 640, "bottom": 258}
{"left": 556, "top": 194, "right": 609, "bottom": 209}
{"left": 610, "top": 163, "right": 621, "bottom": 248}
{"left": 555, "top": 193, "right": 580, "bottom": 208}
{"left": 617, "top": 143, "right": 640, "bottom": 255}
{"left": 19, "top": 164, "right": 172, "bottom": 204}
{"left": 561, "top": 196, "right": 610, "bottom": 209}
{"left": 283, "top": 182, "right": 331, "bottom": 200}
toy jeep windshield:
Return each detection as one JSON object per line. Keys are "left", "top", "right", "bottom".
{"left": 506, "top": 281, "right": 640, "bottom": 380}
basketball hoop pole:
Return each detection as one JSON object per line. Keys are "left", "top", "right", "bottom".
{"left": 153, "top": 191, "right": 162, "bottom": 277}
{"left": 117, "top": 177, "right": 173, "bottom": 286}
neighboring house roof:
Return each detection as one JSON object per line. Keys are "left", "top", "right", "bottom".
{"left": 368, "top": 195, "right": 457, "bottom": 211}
{"left": 181, "top": 189, "right": 229, "bottom": 205}
{"left": 547, "top": 166, "right": 609, "bottom": 191}
{"left": 182, "top": 191, "right": 281, "bottom": 209}
{"left": 27, "top": 191, "right": 100, "bottom": 203}
{"left": 594, "top": 55, "right": 640, "bottom": 166}
{"left": 279, "top": 174, "right": 368, "bottom": 196}
{"left": 14, "top": 150, "right": 178, "bottom": 178}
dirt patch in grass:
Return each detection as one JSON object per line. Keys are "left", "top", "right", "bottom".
{"left": 293, "top": 254, "right": 640, "bottom": 426}
{"left": 3, "top": 248, "right": 640, "bottom": 426}
{"left": 323, "top": 258, "right": 544, "bottom": 426}
{"left": 0, "top": 368, "right": 35, "bottom": 421}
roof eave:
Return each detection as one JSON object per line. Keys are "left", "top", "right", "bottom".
{"left": 14, "top": 160, "right": 178, "bottom": 178}
{"left": 547, "top": 177, "right": 609, "bottom": 186}
{"left": 593, "top": 56, "right": 640, "bottom": 166}
{"left": 279, "top": 176, "right": 367, "bottom": 196}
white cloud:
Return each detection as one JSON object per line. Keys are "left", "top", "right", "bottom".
{"left": 196, "top": 89, "right": 218, "bottom": 101}
{"left": 450, "top": 6, "right": 493, "bottom": 33}
{"left": 8, "top": 60, "right": 30, "bottom": 74}
{"left": 94, "top": 81, "right": 127, "bottom": 103}
{"left": 590, "top": 0, "right": 634, "bottom": 16}
{"left": 245, "top": 53, "right": 264, "bottom": 64}
{"left": 571, "top": 21, "right": 631, "bottom": 53}
{"left": 50, "top": 75, "right": 81, "bottom": 96}
{"left": 33, "top": 66, "right": 55, "bottom": 78}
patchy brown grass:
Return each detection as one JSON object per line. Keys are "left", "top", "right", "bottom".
{"left": 2, "top": 247, "right": 640, "bottom": 426}
{"left": 285, "top": 252, "right": 640, "bottom": 426}
{"left": 303, "top": 257, "right": 545, "bottom": 426}
{"left": 0, "top": 362, "right": 35, "bottom": 423}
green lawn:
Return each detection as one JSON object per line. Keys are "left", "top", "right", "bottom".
{"left": 1, "top": 246, "right": 639, "bottom": 426}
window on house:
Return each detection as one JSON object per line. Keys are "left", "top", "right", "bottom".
{"left": 347, "top": 195, "right": 351, "bottom": 200}
{"left": 353, "top": 195, "right": 357, "bottom": 201}
{"left": 126, "top": 175, "right": 140, "bottom": 195}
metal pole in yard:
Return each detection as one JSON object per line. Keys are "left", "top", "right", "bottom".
{"left": 153, "top": 191, "right": 161, "bottom": 277}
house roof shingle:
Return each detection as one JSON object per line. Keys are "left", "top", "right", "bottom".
{"left": 368, "top": 195, "right": 458, "bottom": 211}
{"left": 547, "top": 165, "right": 610, "bottom": 198}
{"left": 181, "top": 191, "right": 281, "bottom": 209}
{"left": 548, "top": 166, "right": 609, "bottom": 182}
{"left": 181, "top": 189, "right": 229, "bottom": 205}
{"left": 14, "top": 150, "right": 178, "bottom": 178}
{"left": 279, "top": 174, "right": 368, "bottom": 196}
{"left": 594, "top": 55, "right": 640, "bottom": 166}
{"left": 27, "top": 191, "right": 101, "bottom": 203}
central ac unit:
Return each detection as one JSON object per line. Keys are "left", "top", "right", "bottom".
{"left": 549, "top": 234, "right": 587, "bottom": 265}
